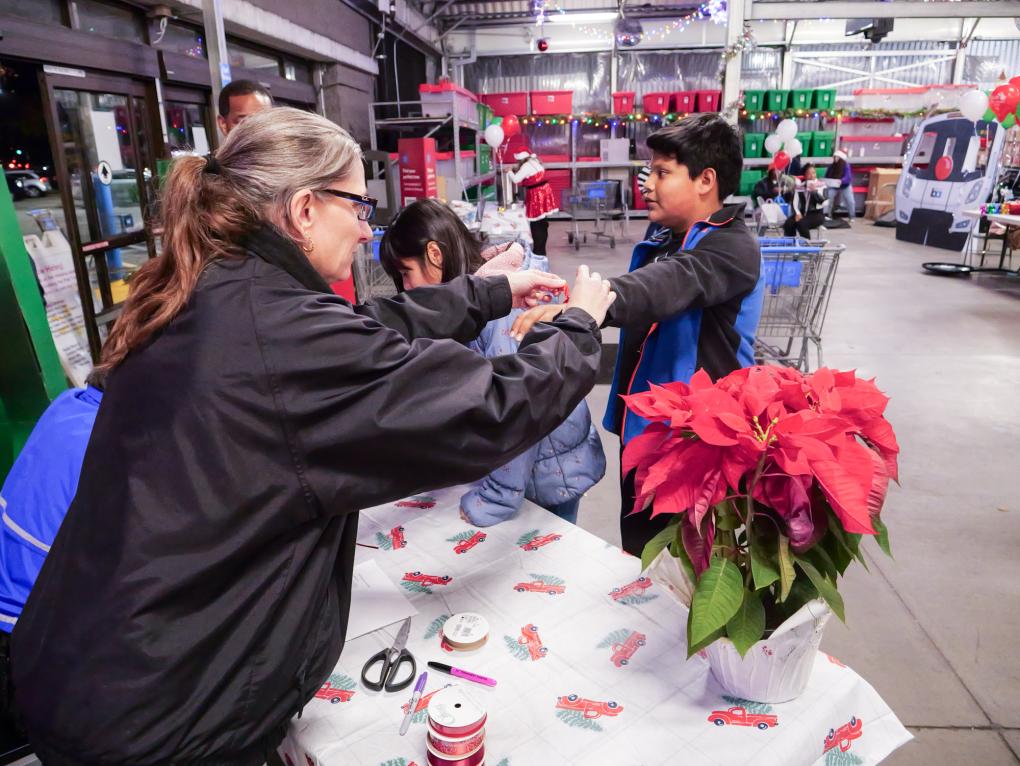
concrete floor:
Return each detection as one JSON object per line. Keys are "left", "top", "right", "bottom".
{"left": 538, "top": 216, "right": 1020, "bottom": 765}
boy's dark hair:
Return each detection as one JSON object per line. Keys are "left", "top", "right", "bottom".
{"left": 801, "top": 162, "right": 815, "bottom": 174}
{"left": 379, "top": 198, "right": 485, "bottom": 290}
{"left": 646, "top": 114, "right": 742, "bottom": 201}
{"left": 218, "top": 80, "right": 273, "bottom": 117}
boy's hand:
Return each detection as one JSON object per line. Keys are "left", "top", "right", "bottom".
{"left": 505, "top": 270, "right": 567, "bottom": 308}
{"left": 511, "top": 305, "right": 564, "bottom": 341}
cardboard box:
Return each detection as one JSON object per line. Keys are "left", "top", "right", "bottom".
{"left": 600, "top": 139, "right": 630, "bottom": 162}
{"left": 865, "top": 168, "right": 900, "bottom": 220}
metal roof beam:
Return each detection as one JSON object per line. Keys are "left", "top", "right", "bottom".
{"left": 748, "top": 0, "right": 1020, "bottom": 19}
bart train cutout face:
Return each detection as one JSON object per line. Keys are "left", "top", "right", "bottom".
{"left": 896, "top": 113, "right": 1005, "bottom": 252}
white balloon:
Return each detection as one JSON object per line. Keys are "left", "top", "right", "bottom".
{"left": 764, "top": 134, "right": 784, "bottom": 155}
{"left": 484, "top": 124, "right": 505, "bottom": 148}
{"left": 959, "top": 89, "right": 990, "bottom": 122}
{"left": 786, "top": 138, "right": 804, "bottom": 158}
{"left": 776, "top": 119, "right": 798, "bottom": 142}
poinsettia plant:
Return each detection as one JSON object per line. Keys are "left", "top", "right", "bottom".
{"left": 623, "top": 365, "right": 899, "bottom": 658}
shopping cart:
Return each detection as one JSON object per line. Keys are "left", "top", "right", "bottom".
{"left": 351, "top": 228, "right": 399, "bottom": 300}
{"left": 563, "top": 180, "right": 627, "bottom": 250}
{"left": 754, "top": 237, "right": 843, "bottom": 371}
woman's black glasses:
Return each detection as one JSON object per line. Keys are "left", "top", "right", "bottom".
{"left": 317, "top": 189, "right": 378, "bottom": 222}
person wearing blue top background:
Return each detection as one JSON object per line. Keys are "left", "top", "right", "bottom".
{"left": 379, "top": 199, "right": 606, "bottom": 526}
{"left": 0, "top": 378, "right": 102, "bottom": 722}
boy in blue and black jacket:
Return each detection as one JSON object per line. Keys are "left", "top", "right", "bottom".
{"left": 514, "top": 114, "right": 764, "bottom": 555}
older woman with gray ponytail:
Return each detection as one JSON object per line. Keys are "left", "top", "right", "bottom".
{"left": 12, "top": 108, "right": 614, "bottom": 765}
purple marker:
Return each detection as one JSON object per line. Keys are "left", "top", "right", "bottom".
{"left": 427, "top": 661, "right": 497, "bottom": 687}
{"left": 399, "top": 671, "right": 428, "bottom": 736}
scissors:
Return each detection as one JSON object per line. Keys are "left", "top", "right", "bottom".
{"left": 361, "top": 617, "right": 416, "bottom": 692}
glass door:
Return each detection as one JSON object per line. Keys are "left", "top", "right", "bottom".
{"left": 40, "top": 70, "right": 161, "bottom": 360}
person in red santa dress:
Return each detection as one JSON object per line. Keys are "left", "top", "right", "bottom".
{"left": 508, "top": 148, "right": 559, "bottom": 255}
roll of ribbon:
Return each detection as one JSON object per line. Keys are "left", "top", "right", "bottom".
{"left": 441, "top": 613, "right": 490, "bottom": 651}
{"left": 427, "top": 720, "right": 486, "bottom": 756}
{"left": 425, "top": 738, "right": 485, "bottom": 766}
{"left": 427, "top": 686, "right": 487, "bottom": 738}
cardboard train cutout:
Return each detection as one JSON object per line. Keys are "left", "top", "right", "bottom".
{"left": 896, "top": 113, "right": 1005, "bottom": 251}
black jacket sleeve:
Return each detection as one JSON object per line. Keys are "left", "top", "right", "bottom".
{"left": 605, "top": 227, "right": 760, "bottom": 329}
{"left": 352, "top": 275, "right": 511, "bottom": 344}
{"left": 253, "top": 281, "right": 601, "bottom": 514}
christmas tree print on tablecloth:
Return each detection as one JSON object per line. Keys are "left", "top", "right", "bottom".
{"left": 596, "top": 629, "right": 633, "bottom": 650}
{"left": 423, "top": 614, "right": 450, "bottom": 640}
{"left": 826, "top": 751, "right": 863, "bottom": 766}
{"left": 555, "top": 708, "right": 603, "bottom": 732}
{"left": 446, "top": 529, "right": 487, "bottom": 554}
{"left": 378, "top": 759, "right": 419, "bottom": 766}
{"left": 504, "top": 634, "right": 530, "bottom": 661}
{"left": 493, "top": 760, "right": 511, "bottom": 766}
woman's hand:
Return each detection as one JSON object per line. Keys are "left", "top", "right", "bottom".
{"left": 505, "top": 270, "right": 567, "bottom": 308}
{"left": 510, "top": 265, "right": 615, "bottom": 340}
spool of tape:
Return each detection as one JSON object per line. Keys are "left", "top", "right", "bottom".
{"left": 425, "top": 738, "right": 484, "bottom": 766}
{"left": 427, "top": 685, "right": 487, "bottom": 738}
{"left": 441, "top": 612, "right": 489, "bottom": 651}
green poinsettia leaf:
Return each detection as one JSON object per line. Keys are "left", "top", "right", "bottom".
{"left": 749, "top": 527, "right": 780, "bottom": 591}
{"left": 641, "top": 517, "right": 682, "bottom": 572}
{"left": 687, "top": 623, "right": 726, "bottom": 658}
{"left": 777, "top": 535, "right": 795, "bottom": 603}
{"left": 801, "top": 544, "right": 839, "bottom": 584}
{"left": 726, "top": 589, "right": 766, "bottom": 657}
{"left": 872, "top": 515, "right": 892, "bottom": 558}
{"left": 796, "top": 557, "right": 845, "bottom": 622}
{"left": 715, "top": 502, "right": 742, "bottom": 531}
{"left": 689, "top": 558, "right": 744, "bottom": 648}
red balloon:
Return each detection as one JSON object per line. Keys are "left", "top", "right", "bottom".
{"left": 1010, "top": 76, "right": 1020, "bottom": 89}
{"left": 990, "top": 84, "right": 1020, "bottom": 121}
{"left": 501, "top": 115, "right": 520, "bottom": 139}
{"left": 935, "top": 155, "right": 953, "bottom": 181}
{"left": 773, "top": 150, "right": 790, "bottom": 171}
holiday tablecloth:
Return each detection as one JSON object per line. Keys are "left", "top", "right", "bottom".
{"left": 280, "top": 489, "right": 911, "bottom": 766}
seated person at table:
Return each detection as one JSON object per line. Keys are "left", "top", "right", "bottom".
{"left": 510, "top": 115, "right": 764, "bottom": 555}
{"left": 753, "top": 166, "right": 780, "bottom": 205}
{"left": 380, "top": 199, "right": 606, "bottom": 527}
{"left": 784, "top": 163, "right": 827, "bottom": 239}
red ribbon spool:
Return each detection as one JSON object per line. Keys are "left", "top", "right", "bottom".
{"left": 425, "top": 740, "right": 485, "bottom": 766}
{"left": 427, "top": 721, "right": 486, "bottom": 757}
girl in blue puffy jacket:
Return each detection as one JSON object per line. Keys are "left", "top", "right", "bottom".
{"left": 380, "top": 199, "right": 606, "bottom": 525}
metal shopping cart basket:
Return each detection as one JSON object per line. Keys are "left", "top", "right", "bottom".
{"left": 352, "top": 228, "right": 399, "bottom": 300}
{"left": 754, "top": 236, "right": 843, "bottom": 371}
{"left": 563, "top": 180, "right": 627, "bottom": 250}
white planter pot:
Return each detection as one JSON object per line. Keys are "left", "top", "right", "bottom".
{"left": 646, "top": 550, "right": 832, "bottom": 703}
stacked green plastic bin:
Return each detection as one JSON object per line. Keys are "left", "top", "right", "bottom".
{"left": 765, "top": 90, "right": 789, "bottom": 111}
{"left": 478, "top": 144, "right": 492, "bottom": 173}
{"left": 812, "top": 90, "right": 837, "bottom": 110}
{"left": 743, "top": 132, "right": 765, "bottom": 158}
{"left": 739, "top": 169, "right": 764, "bottom": 197}
{"left": 811, "top": 131, "right": 836, "bottom": 157}
{"left": 789, "top": 89, "right": 812, "bottom": 110}
{"left": 743, "top": 90, "right": 766, "bottom": 112}
{"left": 477, "top": 102, "right": 495, "bottom": 129}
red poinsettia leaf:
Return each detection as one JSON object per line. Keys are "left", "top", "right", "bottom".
{"left": 621, "top": 423, "right": 673, "bottom": 475}
{"left": 865, "top": 445, "right": 891, "bottom": 516}
{"left": 810, "top": 457, "right": 874, "bottom": 535}
{"left": 689, "top": 368, "right": 714, "bottom": 391}
{"left": 680, "top": 514, "right": 715, "bottom": 576}
{"left": 690, "top": 469, "right": 726, "bottom": 529}
{"left": 837, "top": 384, "right": 889, "bottom": 420}
{"left": 857, "top": 417, "right": 900, "bottom": 481}
{"left": 650, "top": 441, "right": 722, "bottom": 518}
{"left": 831, "top": 369, "right": 858, "bottom": 387}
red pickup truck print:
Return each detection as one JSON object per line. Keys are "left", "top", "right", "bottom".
{"left": 556, "top": 694, "right": 623, "bottom": 719}
{"left": 610, "top": 631, "right": 646, "bottom": 667}
{"left": 708, "top": 706, "right": 778, "bottom": 730}
{"left": 519, "top": 623, "right": 549, "bottom": 660}
{"left": 514, "top": 580, "right": 565, "bottom": 595}
{"left": 403, "top": 572, "right": 453, "bottom": 587}
{"left": 390, "top": 526, "right": 407, "bottom": 549}
{"left": 454, "top": 530, "right": 486, "bottom": 554}
{"left": 314, "top": 683, "right": 355, "bottom": 704}
{"left": 521, "top": 533, "right": 562, "bottom": 551}
{"left": 824, "top": 716, "right": 862, "bottom": 752}
{"left": 609, "top": 576, "right": 652, "bottom": 601}
{"left": 397, "top": 496, "right": 435, "bottom": 509}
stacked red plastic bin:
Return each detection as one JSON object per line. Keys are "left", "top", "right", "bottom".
{"left": 530, "top": 90, "right": 573, "bottom": 115}
{"left": 695, "top": 90, "right": 722, "bottom": 112}
{"left": 670, "top": 92, "right": 696, "bottom": 113}
{"left": 642, "top": 93, "right": 671, "bottom": 115}
{"left": 613, "top": 92, "right": 636, "bottom": 113}
{"left": 480, "top": 92, "right": 528, "bottom": 117}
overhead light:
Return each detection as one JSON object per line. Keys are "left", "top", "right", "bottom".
{"left": 547, "top": 11, "right": 619, "bottom": 24}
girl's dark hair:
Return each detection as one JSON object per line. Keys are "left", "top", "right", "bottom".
{"left": 379, "top": 198, "right": 485, "bottom": 290}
